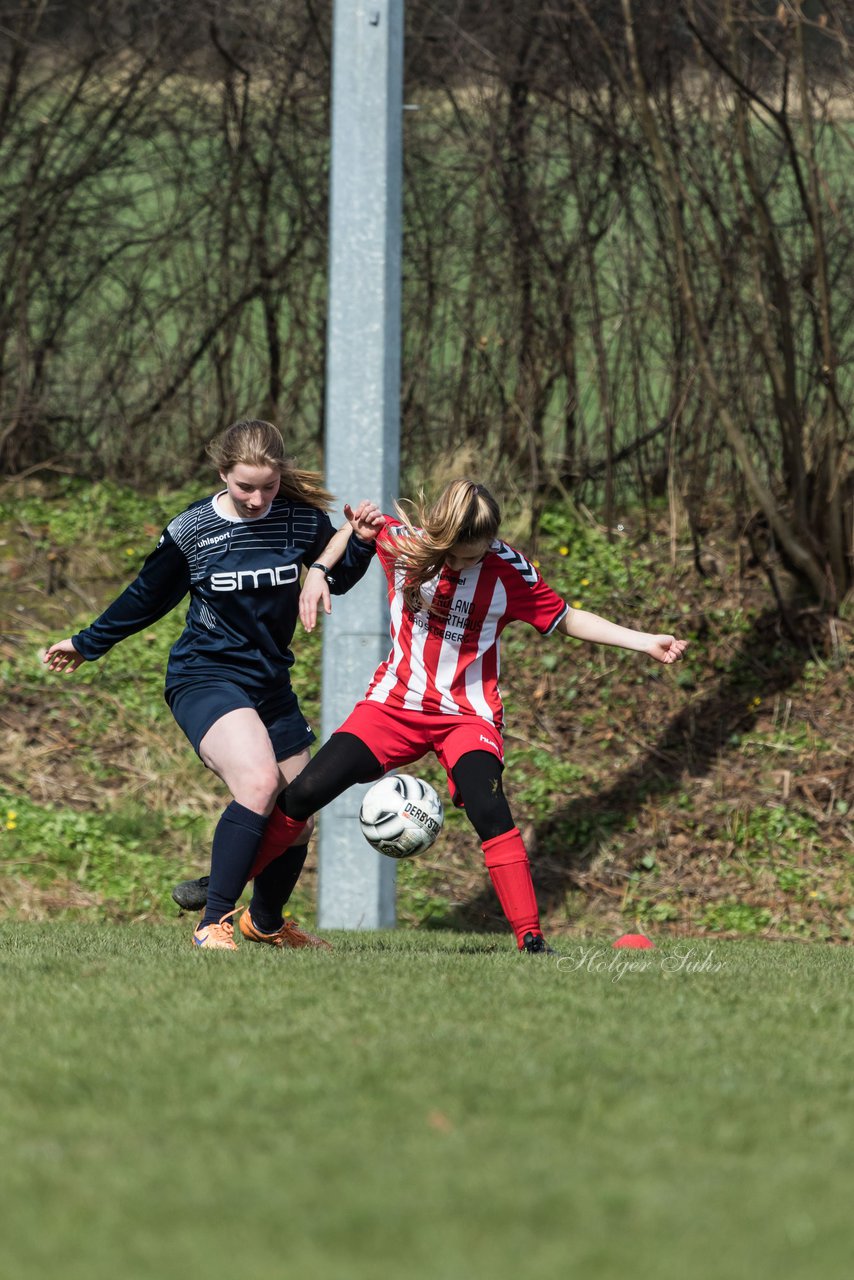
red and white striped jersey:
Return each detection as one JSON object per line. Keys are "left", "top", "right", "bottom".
{"left": 364, "top": 519, "right": 568, "bottom": 729}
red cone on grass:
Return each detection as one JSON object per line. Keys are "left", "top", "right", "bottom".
{"left": 613, "top": 933, "right": 655, "bottom": 949}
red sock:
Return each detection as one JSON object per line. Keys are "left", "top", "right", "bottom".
{"left": 482, "top": 828, "right": 542, "bottom": 948}
{"left": 250, "top": 807, "right": 308, "bottom": 878}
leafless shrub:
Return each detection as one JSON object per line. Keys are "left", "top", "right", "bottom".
{"left": 0, "top": 1, "right": 850, "bottom": 604}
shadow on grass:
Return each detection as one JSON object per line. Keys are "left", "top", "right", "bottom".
{"left": 446, "top": 606, "right": 815, "bottom": 934}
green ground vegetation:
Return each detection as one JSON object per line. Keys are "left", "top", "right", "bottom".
{"left": 0, "top": 478, "right": 851, "bottom": 942}
{"left": 0, "top": 926, "right": 850, "bottom": 1280}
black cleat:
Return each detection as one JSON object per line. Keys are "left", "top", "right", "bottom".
{"left": 521, "top": 931, "right": 557, "bottom": 956}
{"left": 172, "top": 876, "right": 209, "bottom": 912}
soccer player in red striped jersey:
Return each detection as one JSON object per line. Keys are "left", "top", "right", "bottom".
{"left": 247, "top": 478, "right": 688, "bottom": 954}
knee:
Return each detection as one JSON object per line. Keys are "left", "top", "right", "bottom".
{"left": 233, "top": 764, "right": 282, "bottom": 816}
{"left": 281, "top": 774, "right": 318, "bottom": 823}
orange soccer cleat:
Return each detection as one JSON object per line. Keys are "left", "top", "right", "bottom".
{"left": 239, "top": 908, "right": 332, "bottom": 951}
{"left": 192, "top": 909, "right": 239, "bottom": 951}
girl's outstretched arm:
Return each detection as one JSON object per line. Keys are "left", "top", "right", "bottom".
{"left": 557, "top": 607, "right": 688, "bottom": 664}
{"left": 43, "top": 532, "right": 190, "bottom": 673}
{"left": 299, "top": 501, "right": 384, "bottom": 632}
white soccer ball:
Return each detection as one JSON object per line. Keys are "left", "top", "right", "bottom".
{"left": 358, "top": 774, "right": 445, "bottom": 859}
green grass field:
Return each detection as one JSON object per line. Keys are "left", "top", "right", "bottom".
{"left": 0, "top": 926, "right": 850, "bottom": 1280}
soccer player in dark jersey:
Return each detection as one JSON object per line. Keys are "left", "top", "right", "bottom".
{"left": 43, "top": 418, "right": 383, "bottom": 951}
{"left": 176, "top": 477, "right": 687, "bottom": 954}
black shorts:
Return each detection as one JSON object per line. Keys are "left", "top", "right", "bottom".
{"left": 165, "top": 679, "right": 316, "bottom": 761}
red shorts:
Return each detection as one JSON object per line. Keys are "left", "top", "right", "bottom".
{"left": 335, "top": 701, "right": 504, "bottom": 804}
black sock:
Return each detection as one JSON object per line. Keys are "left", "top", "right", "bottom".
{"left": 249, "top": 843, "right": 309, "bottom": 932}
{"left": 202, "top": 801, "right": 268, "bottom": 927}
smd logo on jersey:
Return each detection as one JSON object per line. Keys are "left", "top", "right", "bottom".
{"left": 210, "top": 565, "right": 300, "bottom": 591}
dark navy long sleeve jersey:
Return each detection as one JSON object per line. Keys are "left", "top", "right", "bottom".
{"left": 72, "top": 492, "right": 376, "bottom": 694}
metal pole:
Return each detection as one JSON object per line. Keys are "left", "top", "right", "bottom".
{"left": 318, "top": 0, "right": 402, "bottom": 928}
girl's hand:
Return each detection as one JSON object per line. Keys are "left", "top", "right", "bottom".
{"left": 646, "top": 635, "right": 688, "bottom": 664}
{"left": 299, "top": 570, "right": 331, "bottom": 634}
{"left": 43, "top": 638, "right": 85, "bottom": 674}
{"left": 299, "top": 503, "right": 381, "bottom": 631}
{"left": 344, "top": 500, "right": 383, "bottom": 542}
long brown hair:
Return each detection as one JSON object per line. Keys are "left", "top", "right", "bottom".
{"left": 391, "top": 478, "right": 501, "bottom": 612}
{"left": 206, "top": 419, "right": 334, "bottom": 510}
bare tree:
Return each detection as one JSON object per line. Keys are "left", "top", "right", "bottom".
{"left": 0, "top": 0, "right": 332, "bottom": 479}
{"left": 403, "top": 1, "right": 852, "bottom": 601}
{"left": 1, "top": 1, "right": 850, "bottom": 607}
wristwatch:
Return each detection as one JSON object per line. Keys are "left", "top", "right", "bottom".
{"left": 309, "top": 562, "right": 335, "bottom": 583}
